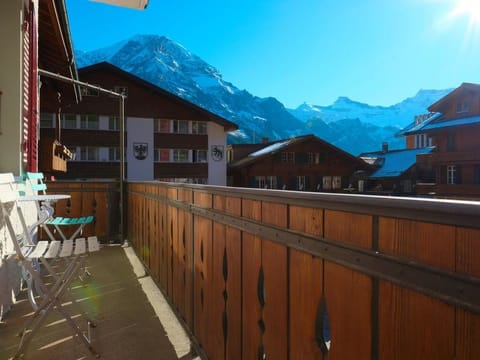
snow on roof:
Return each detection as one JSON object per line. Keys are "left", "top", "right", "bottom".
{"left": 249, "top": 139, "right": 293, "bottom": 157}
{"left": 362, "top": 147, "right": 434, "bottom": 178}
{"left": 422, "top": 115, "right": 480, "bottom": 131}
{"left": 399, "top": 112, "right": 442, "bottom": 135}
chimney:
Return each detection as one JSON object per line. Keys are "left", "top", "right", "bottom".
{"left": 262, "top": 137, "right": 269, "bottom": 144}
{"left": 382, "top": 142, "right": 388, "bottom": 153}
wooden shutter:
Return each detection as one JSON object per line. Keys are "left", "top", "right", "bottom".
{"left": 22, "top": 1, "right": 38, "bottom": 172}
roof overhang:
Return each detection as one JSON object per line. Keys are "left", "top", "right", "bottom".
{"left": 89, "top": 0, "right": 149, "bottom": 10}
{"left": 39, "top": 0, "right": 80, "bottom": 103}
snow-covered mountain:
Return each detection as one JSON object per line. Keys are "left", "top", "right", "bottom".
{"left": 76, "top": 34, "right": 305, "bottom": 143}
{"left": 75, "top": 34, "right": 451, "bottom": 155}
{"left": 290, "top": 89, "right": 451, "bottom": 128}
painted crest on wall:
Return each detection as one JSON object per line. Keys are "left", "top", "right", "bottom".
{"left": 133, "top": 142, "right": 148, "bottom": 160}
{"left": 211, "top": 145, "right": 224, "bottom": 161}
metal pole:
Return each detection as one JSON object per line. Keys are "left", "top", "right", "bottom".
{"left": 38, "top": 68, "right": 126, "bottom": 243}
{"left": 119, "top": 95, "right": 125, "bottom": 243}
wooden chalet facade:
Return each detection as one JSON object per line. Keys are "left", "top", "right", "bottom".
{"left": 0, "top": 0, "right": 78, "bottom": 175}
{"left": 401, "top": 83, "right": 480, "bottom": 199}
{"left": 228, "top": 134, "right": 371, "bottom": 191}
{"left": 40, "top": 62, "right": 238, "bottom": 185}
{"left": 359, "top": 144, "right": 435, "bottom": 195}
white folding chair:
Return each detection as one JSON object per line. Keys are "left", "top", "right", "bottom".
{"left": 0, "top": 173, "right": 100, "bottom": 359}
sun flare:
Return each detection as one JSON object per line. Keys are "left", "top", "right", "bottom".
{"left": 451, "top": 0, "right": 480, "bottom": 24}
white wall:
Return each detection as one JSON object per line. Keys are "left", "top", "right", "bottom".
{"left": 207, "top": 122, "right": 227, "bottom": 186}
{"left": 127, "top": 117, "right": 154, "bottom": 180}
{"left": 0, "top": 0, "right": 24, "bottom": 174}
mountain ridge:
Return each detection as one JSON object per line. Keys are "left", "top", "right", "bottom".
{"left": 75, "top": 34, "right": 451, "bottom": 155}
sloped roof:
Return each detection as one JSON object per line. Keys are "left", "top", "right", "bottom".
{"left": 399, "top": 112, "right": 442, "bottom": 136}
{"left": 229, "top": 134, "right": 367, "bottom": 168}
{"left": 422, "top": 115, "right": 480, "bottom": 131}
{"left": 360, "top": 147, "right": 434, "bottom": 179}
{"left": 428, "top": 83, "right": 480, "bottom": 113}
{"left": 79, "top": 62, "right": 238, "bottom": 131}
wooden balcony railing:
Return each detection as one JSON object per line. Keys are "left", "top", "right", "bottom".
{"left": 127, "top": 182, "right": 480, "bottom": 360}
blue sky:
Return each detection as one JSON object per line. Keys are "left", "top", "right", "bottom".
{"left": 66, "top": 0, "right": 480, "bottom": 108}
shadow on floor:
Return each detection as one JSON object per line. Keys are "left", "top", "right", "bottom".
{"left": 0, "top": 246, "right": 199, "bottom": 360}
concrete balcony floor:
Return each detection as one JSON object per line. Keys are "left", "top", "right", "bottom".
{"left": 0, "top": 245, "right": 199, "bottom": 360}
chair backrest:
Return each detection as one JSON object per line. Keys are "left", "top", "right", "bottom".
{"left": 25, "top": 172, "right": 47, "bottom": 195}
{"left": 0, "top": 173, "right": 32, "bottom": 255}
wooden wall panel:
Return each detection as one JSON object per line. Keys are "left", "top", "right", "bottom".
{"left": 324, "top": 210, "right": 372, "bottom": 248}
{"left": 193, "top": 215, "right": 213, "bottom": 355}
{"left": 159, "top": 201, "right": 168, "bottom": 290}
{"left": 183, "top": 208, "right": 194, "bottom": 328}
{"left": 456, "top": 227, "right": 480, "bottom": 360}
{"left": 225, "top": 226, "right": 242, "bottom": 359}
{"left": 379, "top": 282, "right": 455, "bottom": 360}
{"left": 262, "top": 239, "right": 287, "bottom": 360}
{"left": 167, "top": 205, "right": 176, "bottom": 297}
{"left": 211, "top": 221, "right": 227, "bottom": 359}
{"left": 289, "top": 206, "right": 323, "bottom": 236}
{"left": 325, "top": 262, "right": 372, "bottom": 360}
{"left": 289, "top": 205, "right": 324, "bottom": 359}
{"left": 242, "top": 198, "right": 261, "bottom": 221}
{"left": 262, "top": 201, "right": 287, "bottom": 227}
{"left": 379, "top": 217, "right": 455, "bottom": 270}
{"left": 289, "top": 249, "right": 324, "bottom": 359}
{"left": 241, "top": 233, "right": 262, "bottom": 360}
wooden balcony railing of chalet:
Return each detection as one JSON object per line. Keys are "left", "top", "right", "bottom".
{"left": 127, "top": 182, "right": 480, "bottom": 360}
{"left": 42, "top": 180, "right": 121, "bottom": 241}
{"left": 416, "top": 183, "right": 480, "bottom": 200}
{"left": 417, "top": 150, "right": 480, "bottom": 164}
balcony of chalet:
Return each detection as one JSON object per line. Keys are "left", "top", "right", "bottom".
{"left": 1, "top": 180, "right": 480, "bottom": 359}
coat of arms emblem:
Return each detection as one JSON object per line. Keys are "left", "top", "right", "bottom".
{"left": 211, "top": 145, "right": 224, "bottom": 161}
{"left": 133, "top": 143, "right": 148, "bottom": 160}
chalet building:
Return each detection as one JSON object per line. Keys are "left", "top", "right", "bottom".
{"left": 39, "top": 62, "right": 238, "bottom": 185}
{"left": 0, "top": 0, "right": 80, "bottom": 318}
{"left": 228, "top": 134, "right": 371, "bottom": 191}
{"left": 359, "top": 143, "right": 435, "bottom": 195}
{"left": 0, "top": 0, "right": 78, "bottom": 175}
{"left": 400, "top": 83, "right": 480, "bottom": 199}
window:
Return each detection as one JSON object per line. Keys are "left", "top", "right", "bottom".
{"left": 173, "top": 149, "right": 189, "bottom": 162}
{"left": 192, "top": 121, "right": 207, "bottom": 135}
{"left": 40, "top": 113, "right": 53, "bottom": 128}
{"left": 415, "top": 134, "right": 432, "bottom": 148}
{"left": 193, "top": 149, "right": 208, "bottom": 163}
{"left": 108, "top": 147, "right": 120, "bottom": 161}
{"left": 447, "top": 165, "right": 456, "bottom": 184}
{"left": 114, "top": 86, "right": 128, "bottom": 97}
{"left": 307, "top": 152, "right": 320, "bottom": 164}
{"left": 79, "top": 147, "right": 100, "bottom": 161}
{"left": 266, "top": 176, "right": 277, "bottom": 189}
{"left": 296, "top": 176, "right": 306, "bottom": 190}
{"left": 108, "top": 116, "right": 120, "bottom": 131}
{"left": 62, "top": 114, "right": 77, "bottom": 129}
{"left": 332, "top": 176, "right": 342, "bottom": 189}
{"left": 456, "top": 101, "right": 470, "bottom": 113}
{"left": 256, "top": 176, "right": 267, "bottom": 188}
{"left": 154, "top": 119, "right": 170, "bottom": 133}
{"left": 154, "top": 149, "right": 170, "bottom": 162}
{"left": 80, "top": 86, "right": 99, "bottom": 97}
{"left": 80, "top": 114, "right": 99, "bottom": 130}
{"left": 322, "top": 176, "right": 332, "bottom": 190}
{"left": 281, "top": 152, "right": 295, "bottom": 163}
{"left": 173, "top": 120, "right": 189, "bottom": 134}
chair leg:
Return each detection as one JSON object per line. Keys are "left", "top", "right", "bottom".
{"left": 15, "top": 256, "right": 99, "bottom": 358}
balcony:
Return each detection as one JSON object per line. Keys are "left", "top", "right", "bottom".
{"left": 1, "top": 182, "right": 480, "bottom": 359}
{"left": 417, "top": 150, "right": 480, "bottom": 164}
